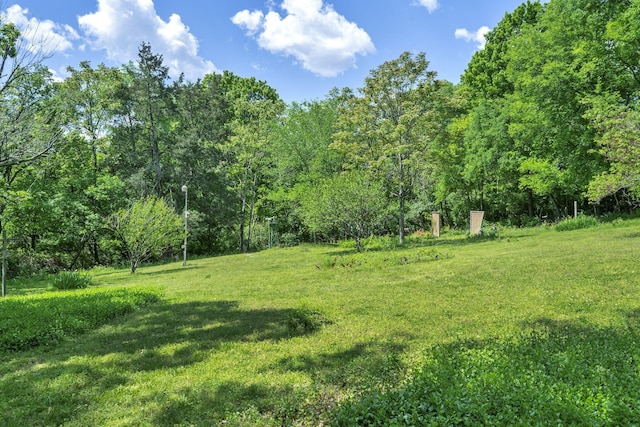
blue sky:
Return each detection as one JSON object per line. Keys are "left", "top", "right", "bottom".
{"left": 1, "top": 0, "right": 527, "bottom": 103}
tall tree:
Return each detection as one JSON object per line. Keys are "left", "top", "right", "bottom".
{"left": 170, "top": 74, "right": 234, "bottom": 254}
{"left": 54, "top": 62, "right": 123, "bottom": 264}
{"left": 110, "top": 42, "right": 172, "bottom": 198}
{"left": 604, "top": 0, "right": 640, "bottom": 96}
{"left": 0, "top": 20, "right": 63, "bottom": 294}
{"left": 223, "top": 96, "right": 284, "bottom": 252}
{"left": 136, "top": 42, "right": 170, "bottom": 198}
{"left": 264, "top": 90, "right": 348, "bottom": 242}
{"left": 462, "top": 1, "right": 544, "bottom": 100}
{"left": 219, "top": 72, "right": 283, "bottom": 252}
{"left": 585, "top": 94, "right": 640, "bottom": 204}
{"left": 333, "top": 52, "right": 439, "bottom": 243}
{"left": 504, "top": 0, "right": 629, "bottom": 217}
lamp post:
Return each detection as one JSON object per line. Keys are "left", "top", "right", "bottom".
{"left": 181, "top": 185, "right": 188, "bottom": 266}
{"left": 265, "top": 217, "right": 275, "bottom": 249}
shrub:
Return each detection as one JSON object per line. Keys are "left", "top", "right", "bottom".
{"left": 51, "top": 271, "right": 92, "bottom": 290}
{"left": 287, "top": 308, "right": 331, "bottom": 334}
{"left": 8, "top": 249, "right": 61, "bottom": 278}
{"left": 278, "top": 232, "right": 299, "bottom": 248}
{"left": 555, "top": 215, "right": 600, "bottom": 231}
{"left": 361, "top": 235, "right": 400, "bottom": 251}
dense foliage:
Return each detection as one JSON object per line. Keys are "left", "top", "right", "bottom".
{"left": 109, "top": 196, "right": 183, "bottom": 273}
{"left": 0, "top": 287, "right": 162, "bottom": 351}
{"left": 0, "top": 0, "right": 639, "bottom": 280}
{"left": 333, "top": 326, "right": 640, "bottom": 426}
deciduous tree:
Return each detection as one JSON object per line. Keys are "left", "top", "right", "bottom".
{"left": 333, "top": 52, "right": 439, "bottom": 243}
{"left": 301, "top": 170, "right": 386, "bottom": 252}
{"left": 109, "top": 196, "right": 182, "bottom": 273}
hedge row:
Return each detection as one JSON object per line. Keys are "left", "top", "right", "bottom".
{"left": 0, "top": 287, "right": 162, "bottom": 352}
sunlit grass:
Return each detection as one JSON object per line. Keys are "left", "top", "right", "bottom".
{"left": 1, "top": 218, "right": 639, "bottom": 425}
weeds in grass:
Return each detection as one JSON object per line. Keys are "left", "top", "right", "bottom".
{"left": 555, "top": 215, "right": 600, "bottom": 231}
{"left": 287, "top": 308, "right": 332, "bottom": 334}
{"left": 317, "top": 248, "right": 446, "bottom": 270}
{"left": 333, "top": 322, "right": 640, "bottom": 426}
{"left": 50, "top": 270, "right": 93, "bottom": 290}
{"left": 0, "top": 287, "right": 162, "bottom": 352}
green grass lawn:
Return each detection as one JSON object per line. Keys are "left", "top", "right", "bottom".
{"left": 1, "top": 218, "right": 640, "bottom": 426}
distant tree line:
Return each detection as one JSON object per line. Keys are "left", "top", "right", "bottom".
{"left": 0, "top": 0, "right": 639, "bottom": 277}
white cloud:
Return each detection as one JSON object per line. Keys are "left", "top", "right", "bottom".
{"left": 232, "top": 0, "right": 375, "bottom": 77}
{"left": 231, "top": 10, "right": 265, "bottom": 35}
{"left": 2, "top": 5, "right": 79, "bottom": 55}
{"left": 415, "top": 0, "right": 439, "bottom": 13}
{"left": 455, "top": 26, "right": 490, "bottom": 50}
{"left": 78, "top": 0, "right": 217, "bottom": 80}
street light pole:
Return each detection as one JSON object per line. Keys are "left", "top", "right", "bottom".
{"left": 265, "top": 217, "right": 274, "bottom": 249}
{"left": 181, "top": 185, "right": 188, "bottom": 266}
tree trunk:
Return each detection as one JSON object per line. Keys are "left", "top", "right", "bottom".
{"left": 398, "top": 153, "right": 405, "bottom": 244}
{"left": 239, "top": 219, "right": 245, "bottom": 253}
{"left": 246, "top": 171, "right": 258, "bottom": 252}
{"left": 93, "top": 239, "right": 100, "bottom": 265}
{"left": 148, "top": 108, "right": 163, "bottom": 198}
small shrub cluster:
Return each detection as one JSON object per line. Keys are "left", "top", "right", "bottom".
{"left": 555, "top": 215, "right": 600, "bottom": 231}
{"left": 50, "top": 271, "right": 92, "bottom": 290}
{"left": 8, "top": 249, "right": 61, "bottom": 278}
{"left": 287, "top": 308, "right": 332, "bottom": 334}
{"left": 332, "top": 327, "right": 640, "bottom": 426}
{"left": 0, "top": 287, "right": 162, "bottom": 352}
{"left": 278, "top": 232, "right": 300, "bottom": 248}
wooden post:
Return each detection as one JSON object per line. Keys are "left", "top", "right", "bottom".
{"left": 470, "top": 211, "right": 484, "bottom": 236}
{"left": 431, "top": 212, "right": 441, "bottom": 237}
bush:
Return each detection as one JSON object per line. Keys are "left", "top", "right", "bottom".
{"left": 0, "top": 287, "right": 162, "bottom": 352}
{"left": 51, "top": 271, "right": 92, "bottom": 290}
{"left": 8, "top": 249, "right": 61, "bottom": 278}
{"left": 287, "top": 308, "right": 331, "bottom": 334}
{"left": 278, "top": 232, "right": 299, "bottom": 248}
{"left": 555, "top": 215, "right": 600, "bottom": 231}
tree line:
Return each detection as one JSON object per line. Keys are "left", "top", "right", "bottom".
{"left": 0, "top": 0, "right": 638, "bottom": 278}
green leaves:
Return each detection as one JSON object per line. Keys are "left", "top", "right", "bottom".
{"left": 301, "top": 170, "right": 386, "bottom": 251}
{"left": 334, "top": 327, "right": 640, "bottom": 426}
{"left": 518, "top": 157, "right": 565, "bottom": 197}
{"left": 0, "top": 22, "right": 19, "bottom": 61}
{"left": 334, "top": 52, "right": 440, "bottom": 243}
{"left": 584, "top": 94, "right": 640, "bottom": 202}
{"left": 0, "top": 287, "right": 161, "bottom": 352}
{"left": 109, "top": 196, "right": 183, "bottom": 273}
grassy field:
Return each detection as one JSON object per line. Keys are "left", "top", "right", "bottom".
{"left": 1, "top": 218, "right": 640, "bottom": 425}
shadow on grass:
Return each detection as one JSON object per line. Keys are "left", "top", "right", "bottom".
{"left": 333, "top": 314, "right": 640, "bottom": 426}
{"left": 274, "top": 340, "right": 405, "bottom": 383}
{"left": 138, "top": 264, "right": 205, "bottom": 277}
{"left": 0, "top": 299, "right": 336, "bottom": 426}
{"left": 90, "top": 300, "right": 333, "bottom": 369}
{"left": 147, "top": 340, "right": 408, "bottom": 426}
